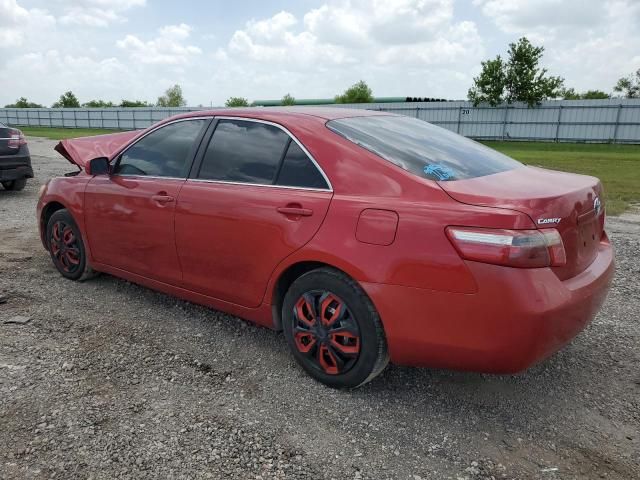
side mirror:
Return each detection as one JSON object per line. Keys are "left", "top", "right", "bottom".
{"left": 86, "top": 157, "right": 110, "bottom": 176}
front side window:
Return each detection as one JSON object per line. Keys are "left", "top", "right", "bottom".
{"left": 327, "top": 115, "right": 523, "bottom": 181}
{"left": 198, "top": 120, "right": 289, "bottom": 184}
{"left": 114, "top": 119, "right": 206, "bottom": 178}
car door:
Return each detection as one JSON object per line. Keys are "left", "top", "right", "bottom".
{"left": 84, "top": 118, "right": 209, "bottom": 284}
{"left": 175, "top": 118, "right": 333, "bottom": 308}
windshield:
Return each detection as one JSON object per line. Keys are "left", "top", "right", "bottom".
{"left": 327, "top": 115, "right": 523, "bottom": 181}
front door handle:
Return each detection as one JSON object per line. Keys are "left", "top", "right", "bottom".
{"left": 277, "top": 206, "right": 313, "bottom": 217}
{"left": 151, "top": 194, "right": 175, "bottom": 204}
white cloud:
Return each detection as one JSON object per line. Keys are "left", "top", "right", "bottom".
{"left": 473, "top": 0, "right": 605, "bottom": 34}
{"left": 117, "top": 23, "right": 202, "bottom": 65}
{"left": 58, "top": 0, "right": 146, "bottom": 27}
{"left": 244, "top": 11, "right": 298, "bottom": 43}
{"left": 218, "top": 0, "right": 484, "bottom": 100}
{"left": 0, "top": 50, "right": 129, "bottom": 105}
{"left": 305, "top": 0, "right": 458, "bottom": 46}
{"left": 0, "top": 0, "right": 55, "bottom": 47}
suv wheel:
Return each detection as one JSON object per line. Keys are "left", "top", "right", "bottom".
{"left": 1, "top": 179, "right": 26, "bottom": 191}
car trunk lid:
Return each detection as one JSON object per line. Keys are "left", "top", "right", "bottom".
{"left": 439, "top": 166, "right": 605, "bottom": 280}
{"left": 54, "top": 130, "right": 141, "bottom": 168}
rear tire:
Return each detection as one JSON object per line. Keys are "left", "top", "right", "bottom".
{"left": 1, "top": 178, "right": 26, "bottom": 191}
{"left": 282, "top": 268, "right": 388, "bottom": 389}
{"left": 46, "top": 209, "right": 96, "bottom": 281}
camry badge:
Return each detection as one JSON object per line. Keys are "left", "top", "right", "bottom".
{"left": 594, "top": 196, "right": 602, "bottom": 216}
{"left": 537, "top": 217, "right": 561, "bottom": 225}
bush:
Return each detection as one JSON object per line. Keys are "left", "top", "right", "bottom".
{"left": 335, "top": 81, "right": 374, "bottom": 104}
{"left": 225, "top": 97, "right": 249, "bottom": 107}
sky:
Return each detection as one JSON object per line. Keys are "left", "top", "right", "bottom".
{"left": 1, "top": 0, "right": 639, "bottom": 107}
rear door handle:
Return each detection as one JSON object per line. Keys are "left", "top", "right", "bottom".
{"left": 277, "top": 206, "right": 313, "bottom": 217}
{"left": 151, "top": 194, "right": 175, "bottom": 204}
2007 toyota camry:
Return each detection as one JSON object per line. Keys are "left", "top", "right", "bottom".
{"left": 37, "top": 108, "right": 614, "bottom": 388}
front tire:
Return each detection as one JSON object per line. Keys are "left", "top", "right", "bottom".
{"left": 46, "top": 209, "right": 95, "bottom": 281}
{"left": 1, "top": 178, "right": 26, "bottom": 191}
{"left": 282, "top": 268, "right": 388, "bottom": 389}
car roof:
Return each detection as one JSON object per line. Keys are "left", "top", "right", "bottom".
{"left": 175, "top": 106, "right": 393, "bottom": 122}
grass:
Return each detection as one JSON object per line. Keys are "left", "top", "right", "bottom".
{"left": 17, "top": 126, "right": 640, "bottom": 215}
{"left": 482, "top": 141, "right": 640, "bottom": 216}
{"left": 19, "top": 126, "right": 126, "bottom": 140}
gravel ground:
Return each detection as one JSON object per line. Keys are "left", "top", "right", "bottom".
{"left": 1, "top": 137, "right": 639, "bottom": 480}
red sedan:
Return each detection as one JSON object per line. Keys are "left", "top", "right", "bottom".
{"left": 37, "top": 108, "right": 614, "bottom": 388}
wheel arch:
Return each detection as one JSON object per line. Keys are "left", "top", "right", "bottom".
{"left": 40, "top": 201, "right": 68, "bottom": 248}
{"left": 270, "top": 260, "right": 364, "bottom": 331}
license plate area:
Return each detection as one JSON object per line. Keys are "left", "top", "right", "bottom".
{"left": 577, "top": 213, "right": 600, "bottom": 265}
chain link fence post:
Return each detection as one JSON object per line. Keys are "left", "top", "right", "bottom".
{"left": 501, "top": 105, "right": 508, "bottom": 140}
{"left": 613, "top": 104, "right": 623, "bottom": 144}
{"left": 555, "top": 105, "right": 563, "bottom": 143}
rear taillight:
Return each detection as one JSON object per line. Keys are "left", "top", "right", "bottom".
{"left": 8, "top": 128, "right": 26, "bottom": 148}
{"left": 446, "top": 227, "right": 566, "bottom": 268}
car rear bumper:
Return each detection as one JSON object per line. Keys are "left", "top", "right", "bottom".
{"left": 361, "top": 234, "right": 615, "bottom": 373}
{"left": 0, "top": 149, "right": 33, "bottom": 181}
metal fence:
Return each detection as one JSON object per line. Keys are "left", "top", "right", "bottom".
{"left": 0, "top": 107, "right": 204, "bottom": 131}
{"left": 331, "top": 98, "right": 640, "bottom": 144}
{"left": 1, "top": 98, "right": 640, "bottom": 143}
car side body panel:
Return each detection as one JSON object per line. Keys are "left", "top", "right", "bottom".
{"left": 37, "top": 175, "right": 91, "bottom": 252}
{"left": 175, "top": 182, "right": 333, "bottom": 308}
{"left": 84, "top": 175, "right": 185, "bottom": 285}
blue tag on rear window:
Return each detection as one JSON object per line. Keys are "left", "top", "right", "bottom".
{"left": 424, "top": 163, "right": 455, "bottom": 181}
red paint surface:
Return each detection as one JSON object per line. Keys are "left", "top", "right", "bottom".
{"left": 84, "top": 175, "right": 184, "bottom": 285}
{"left": 55, "top": 130, "right": 140, "bottom": 168}
{"left": 175, "top": 182, "right": 332, "bottom": 307}
{"left": 38, "top": 108, "right": 615, "bottom": 373}
{"left": 356, "top": 209, "right": 399, "bottom": 246}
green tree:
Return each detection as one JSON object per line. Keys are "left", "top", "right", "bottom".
{"left": 156, "top": 84, "right": 187, "bottom": 107}
{"left": 120, "top": 99, "right": 151, "bottom": 107}
{"left": 4, "top": 97, "right": 43, "bottom": 108}
{"left": 82, "top": 99, "right": 115, "bottom": 108}
{"left": 504, "top": 38, "right": 564, "bottom": 106}
{"left": 613, "top": 68, "right": 640, "bottom": 98}
{"left": 225, "top": 97, "right": 249, "bottom": 107}
{"left": 281, "top": 93, "right": 296, "bottom": 106}
{"left": 468, "top": 37, "right": 564, "bottom": 107}
{"left": 468, "top": 57, "right": 506, "bottom": 106}
{"left": 581, "top": 90, "right": 610, "bottom": 100}
{"left": 335, "top": 80, "right": 374, "bottom": 104}
{"left": 561, "top": 88, "right": 609, "bottom": 100}
{"left": 52, "top": 91, "right": 81, "bottom": 108}
{"left": 560, "top": 87, "right": 580, "bottom": 100}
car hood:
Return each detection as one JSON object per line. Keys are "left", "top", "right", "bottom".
{"left": 54, "top": 130, "right": 141, "bottom": 168}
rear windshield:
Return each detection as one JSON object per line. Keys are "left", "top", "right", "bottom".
{"left": 327, "top": 115, "right": 522, "bottom": 181}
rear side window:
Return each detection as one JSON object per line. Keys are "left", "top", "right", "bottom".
{"left": 199, "top": 120, "right": 289, "bottom": 184}
{"left": 114, "top": 119, "right": 206, "bottom": 178}
{"left": 327, "top": 116, "right": 522, "bottom": 181}
{"left": 276, "top": 141, "right": 329, "bottom": 189}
